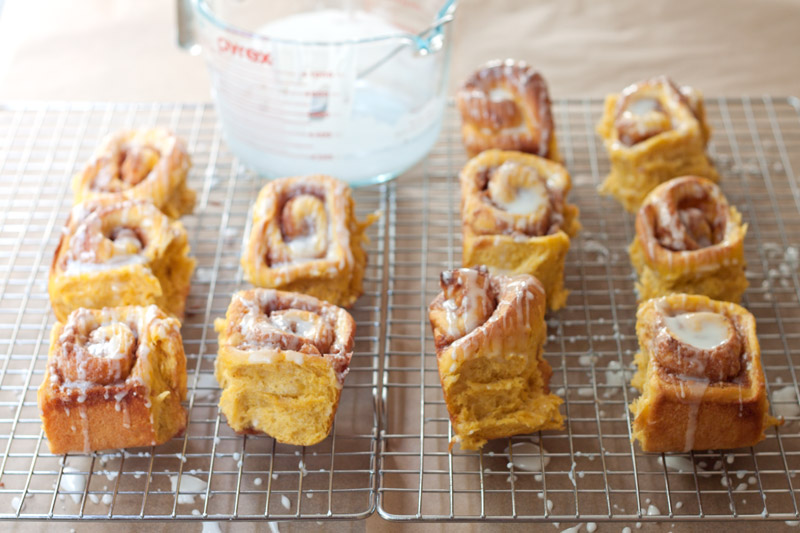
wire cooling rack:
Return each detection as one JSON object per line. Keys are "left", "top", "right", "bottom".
{"left": 1, "top": 97, "right": 799, "bottom": 525}
{"left": 0, "top": 102, "right": 385, "bottom": 521}
{"left": 378, "top": 96, "right": 800, "bottom": 522}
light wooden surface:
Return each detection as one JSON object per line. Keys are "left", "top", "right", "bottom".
{"left": 1, "top": 1, "right": 798, "bottom": 532}
{"left": 0, "top": 0, "right": 798, "bottom": 101}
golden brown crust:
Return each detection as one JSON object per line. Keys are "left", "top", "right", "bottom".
{"left": 597, "top": 76, "right": 718, "bottom": 212}
{"left": 460, "top": 150, "right": 579, "bottom": 310}
{"left": 38, "top": 306, "right": 187, "bottom": 454}
{"left": 630, "top": 294, "right": 780, "bottom": 452}
{"left": 456, "top": 60, "right": 559, "bottom": 160}
{"left": 240, "top": 175, "right": 376, "bottom": 308}
{"left": 72, "top": 128, "right": 195, "bottom": 218}
{"left": 48, "top": 198, "right": 195, "bottom": 322}
{"left": 429, "top": 268, "right": 563, "bottom": 450}
{"left": 214, "top": 289, "right": 355, "bottom": 446}
{"left": 630, "top": 176, "right": 748, "bottom": 302}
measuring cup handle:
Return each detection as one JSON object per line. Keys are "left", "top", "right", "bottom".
{"left": 176, "top": 0, "right": 201, "bottom": 54}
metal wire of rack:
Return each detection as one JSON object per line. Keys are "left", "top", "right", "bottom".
{"left": 0, "top": 102, "right": 385, "bottom": 521}
{"left": 378, "top": 96, "right": 800, "bottom": 522}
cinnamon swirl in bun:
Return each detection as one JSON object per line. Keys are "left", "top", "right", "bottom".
{"left": 460, "top": 150, "right": 580, "bottom": 310}
{"left": 37, "top": 306, "right": 187, "bottom": 454}
{"left": 49, "top": 198, "right": 196, "bottom": 322}
{"left": 214, "top": 288, "right": 355, "bottom": 446}
{"left": 429, "top": 267, "right": 563, "bottom": 450}
{"left": 241, "top": 175, "right": 376, "bottom": 308}
{"left": 597, "top": 76, "right": 718, "bottom": 212}
{"left": 629, "top": 176, "right": 747, "bottom": 302}
{"left": 630, "top": 294, "right": 779, "bottom": 452}
{"left": 72, "top": 128, "right": 195, "bottom": 218}
{"left": 456, "top": 60, "right": 560, "bottom": 160}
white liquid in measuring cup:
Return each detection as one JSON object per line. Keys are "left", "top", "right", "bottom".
{"left": 211, "top": 9, "right": 446, "bottom": 185}
{"left": 258, "top": 9, "right": 403, "bottom": 41}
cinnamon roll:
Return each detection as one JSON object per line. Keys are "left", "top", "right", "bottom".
{"left": 596, "top": 76, "right": 718, "bottom": 212}
{"left": 630, "top": 294, "right": 780, "bottom": 452}
{"left": 241, "top": 175, "right": 376, "bottom": 308}
{"left": 460, "top": 150, "right": 580, "bottom": 310}
{"left": 629, "top": 176, "right": 747, "bottom": 303}
{"left": 456, "top": 60, "right": 560, "bottom": 160}
{"left": 48, "top": 198, "right": 196, "bottom": 322}
{"left": 37, "top": 305, "right": 188, "bottom": 454}
{"left": 72, "top": 128, "right": 195, "bottom": 218}
{"left": 428, "top": 267, "right": 563, "bottom": 451}
{"left": 214, "top": 288, "right": 355, "bottom": 446}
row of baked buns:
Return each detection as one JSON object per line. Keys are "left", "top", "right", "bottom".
{"left": 423, "top": 60, "right": 578, "bottom": 451}
{"left": 428, "top": 60, "right": 778, "bottom": 453}
{"left": 214, "top": 175, "right": 376, "bottom": 446}
{"left": 595, "top": 75, "right": 778, "bottom": 452}
{"left": 40, "top": 129, "right": 197, "bottom": 453}
{"left": 599, "top": 79, "right": 778, "bottom": 452}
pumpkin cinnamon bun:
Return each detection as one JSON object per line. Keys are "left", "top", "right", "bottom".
{"left": 629, "top": 176, "right": 747, "bottom": 303}
{"left": 428, "top": 267, "right": 563, "bottom": 451}
{"left": 48, "top": 198, "right": 196, "bottom": 322}
{"left": 72, "top": 128, "right": 195, "bottom": 218}
{"left": 214, "top": 288, "right": 355, "bottom": 446}
{"left": 241, "top": 175, "right": 376, "bottom": 308}
{"left": 460, "top": 149, "right": 580, "bottom": 310}
{"left": 456, "top": 60, "right": 560, "bottom": 160}
{"left": 597, "top": 76, "right": 718, "bottom": 212}
{"left": 630, "top": 294, "right": 780, "bottom": 452}
{"left": 38, "top": 305, "right": 188, "bottom": 454}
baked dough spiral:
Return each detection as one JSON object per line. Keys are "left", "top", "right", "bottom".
{"left": 56, "top": 321, "right": 138, "bottom": 385}
{"left": 460, "top": 150, "right": 579, "bottom": 310}
{"left": 241, "top": 175, "right": 376, "bottom": 308}
{"left": 72, "top": 128, "right": 195, "bottom": 218}
{"left": 456, "top": 60, "right": 559, "bottom": 160}
{"left": 49, "top": 198, "right": 195, "bottom": 321}
{"left": 629, "top": 176, "right": 748, "bottom": 302}
{"left": 428, "top": 267, "right": 563, "bottom": 450}
{"left": 214, "top": 288, "right": 356, "bottom": 446}
{"left": 462, "top": 153, "right": 570, "bottom": 237}
{"left": 38, "top": 305, "right": 187, "bottom": 454}
{"left": 597, "top": 76, "right": 718, "bottom": 212}
{"left": 219, "top": 288, "right": 354, "bottom": 377}
{"left": 630, "top": 294, "right": 780, "bottom": 452}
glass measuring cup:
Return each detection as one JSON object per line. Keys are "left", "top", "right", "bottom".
{"left": 182, "top": 0, "right": 458, "bottom": 186}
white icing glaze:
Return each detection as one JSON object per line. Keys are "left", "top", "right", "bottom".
{"left": 79, "top": 405, "right": 91, "bottom": 452}
{"left": 247, "top": 349, "right": 280, "bottom": 365}
{"left": 488, "top": 87, "right": 512, "bottom": 102}
{"left": 663, "top": 311, "right": 732, "bottom": 350}
{"left": 86, "top": 328, "right": 128, "bottom": 360}
{"left": 62, "top": 254, "right": 147, "bottom": 275}
{"left": 505, "top": 441, "right": 550, "bottom": 472}
{"left": 269, "top": 312, "right": 318, "bottom": 340}
{"left": 442, "top": 268, "right": 489, "bottom": 336}
{"left": 442, "top": 298, "right": 460, "bottom": 336}
{"left": 169, "top": 474, "right": 207, "bottom": 505}
{"left": 491, "top": 178, "right": 548, "bottom": 215}
{"left": 284, "top": 351, "right": 306, "bottom": 366}
{"left": 60, "top": 467, "right": 87, "bottom": 504}
{"left": 286, "top": 234, "right": 324, "bottom": 260}
{"left": 111, "top": 228, "right": 143, "bottom": 255}
{"left": 627, "top": 97, "right": 660, "bottom": 116}
{"left": 680, "top": 378, "right": 710, "bottom": 452}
